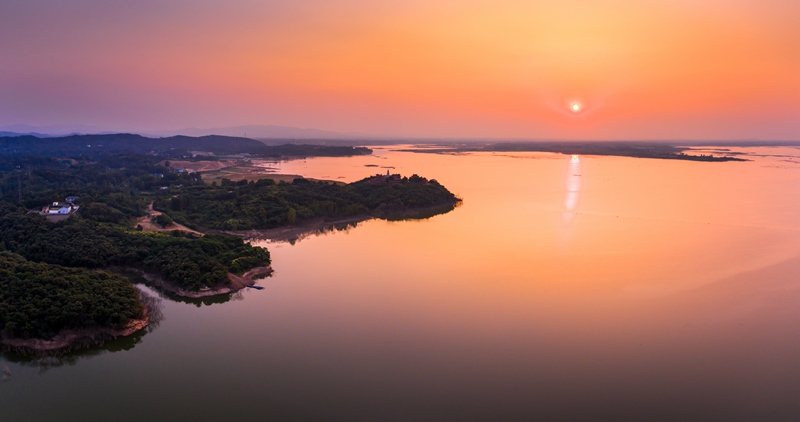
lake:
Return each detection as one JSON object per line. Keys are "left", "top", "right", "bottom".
{"left": 3, "top": 146, "right": 800, "bottom": 420}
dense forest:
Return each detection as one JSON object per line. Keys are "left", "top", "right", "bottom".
{"left": 0, "top": 206, "right": 270, "bottom": 291}
{"left": 0, "top": 154, "right": 195, "bottom": 211}
{"left": 154, "top": 174, "right": 461, "bottom": 231}
{"left": 0, "top": 252, "right": 143, "bottom": 340}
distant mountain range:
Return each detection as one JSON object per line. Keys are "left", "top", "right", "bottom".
{"left": 0, "top": 131, "right": 55, "bottom": 138}
{"left": 0, "top": 133, "right": 265, "bottom": 156}
{"left": 0, "top": 124, "right": 366, "bottom": 140}
{"left": 148, "top": 125, "right": 367, "bottom": 140}
{"left": 0, "top": 124, "right": 115, "bottom": 137}
{"left": 0, "top": 133, "right": 372, "bottom": 158}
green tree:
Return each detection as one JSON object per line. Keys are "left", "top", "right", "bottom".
{"left": 153, "top": 214, "right": 173, "bottom": 227}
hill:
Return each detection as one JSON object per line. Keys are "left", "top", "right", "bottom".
{"left": 0, "top": 133, "right": 371, "bottom": 158}
{"left": 150, "top": 124, "right": 362, "bottom": 140}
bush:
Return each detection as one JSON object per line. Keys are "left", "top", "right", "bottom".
{"left": 152, "top": 214, "right": 173, "bottom": 228}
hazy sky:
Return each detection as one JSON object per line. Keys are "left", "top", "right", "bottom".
{"left": 1, "top": 0, "right": 798, "bottom": 139}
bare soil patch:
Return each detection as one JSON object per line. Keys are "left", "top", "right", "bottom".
{"left": 157, "top": 160, "right": 232, "bottom": 172}
{"left": 136, "top": 203, "right": 203, "bottom": 236}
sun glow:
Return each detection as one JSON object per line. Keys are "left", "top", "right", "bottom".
{"left": 571, "top": 103, "right": 581, "bottom": 112}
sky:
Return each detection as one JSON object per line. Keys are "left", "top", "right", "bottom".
{"left": 1, "top": 0, "right": 798, "bottom": 140}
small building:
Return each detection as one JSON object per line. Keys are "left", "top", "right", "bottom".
{"left": 44, "top": 202, "right": 77, "bottom": 216}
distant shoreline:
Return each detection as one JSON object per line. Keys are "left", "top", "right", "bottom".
{"left": 399, "top": 142, "right": 750, "bottom": 162}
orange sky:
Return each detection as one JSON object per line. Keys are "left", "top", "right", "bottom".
{"left": 0, "top": 0, "right": 798, "bottom": 139}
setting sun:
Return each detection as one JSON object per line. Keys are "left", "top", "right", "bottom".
{"left": 571, "top": 103, "right": 581, "bottom": 112}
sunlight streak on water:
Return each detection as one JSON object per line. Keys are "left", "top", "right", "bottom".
{"left": 562, "top": 154, "right": 582, "bottom": 225}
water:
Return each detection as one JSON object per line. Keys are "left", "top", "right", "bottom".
{"left": 3, "top": 147, "right": 800, "bottom": 420}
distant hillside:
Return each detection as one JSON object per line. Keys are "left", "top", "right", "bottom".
{"left": 0, "top": 131, "right": 56, "bottom": 138}
{"left": 0, "top": 133, "right": 265, "bottom": 156}
{"left": 0, "top": 133, "right": 372, "bottom": 158}
{"left": 0, "top": 124, "right": 111, "bottom": 137}
{"left": 151, "top": 124, "right": 365, "bottom": 140}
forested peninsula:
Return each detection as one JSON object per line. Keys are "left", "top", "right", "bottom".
{"left": 154, "top": 173, "right": 461, "bottom": 232}
{"left": 0, "top": 252, "right": 149, "bottom": 354}
{"left": 0, "top": 134, "right": 460, "bottom": 353}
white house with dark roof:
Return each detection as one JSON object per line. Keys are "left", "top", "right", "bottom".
{"left": 42, "top": 201, "right": 79, "bottom": 216}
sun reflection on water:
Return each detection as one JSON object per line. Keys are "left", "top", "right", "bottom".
{"left": 562, "top": 154, "right": 582, "bottom": 225}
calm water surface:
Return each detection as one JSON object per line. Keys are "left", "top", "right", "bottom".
{"left": 3, "top": 147, "right": 800, "bottom": 420}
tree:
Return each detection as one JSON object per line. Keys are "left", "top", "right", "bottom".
{"left": 152, "top": 214, "right": 173, "bottom": 228}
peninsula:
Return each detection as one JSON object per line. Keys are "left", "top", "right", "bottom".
{"left": 0, "top": 135, "right": 461, "bottom": 353}
{"left": 0, "top": 252, "right": 149, "bottom": 355}
{"left": 153, "top": 172, "right": 461, "bottom": 233}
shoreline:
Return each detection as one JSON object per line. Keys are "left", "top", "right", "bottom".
{"left": 0, "top": 294, "right": 151, "bottom": 356}
{"left": 399, "top": 143, "right": 749, "bottom": 162}
{"left": 112, "top": 266, "right": 273, "bottom": 298}
{"left": 228, "top": 215, "right": 373, "bottom": 242}
{"left": 227, "top": 201, "right": 462, "bottom": 243}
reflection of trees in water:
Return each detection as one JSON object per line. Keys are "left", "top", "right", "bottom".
{"left": 0, "top": 290, "right": 164, "bottom": 374}
{"left": 287, "top": 220, "right": 364, "bottom": 245}
{"left": 122, "top": 271, "right": 245, "bottom": 308}
{"left": 1, "top": 328, "right": 147, "bottom": 375}
{"left": 1, "top": 364, "right": 10, "bottom": 382}
{"left": 138, "top": 289, "right": 164, "bottom": 332}
{"left": 141, "top": 283, "right": 252, "bottom": 307}
{"left": 379, "top": 202, "right": 460, "bottom": 221}
{"left": 282, "top": 203, "right": 460, "bottom": 245}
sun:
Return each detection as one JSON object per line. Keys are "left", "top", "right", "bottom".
{"left": 571, "top": 103, "right": 581, "bottom": 112}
